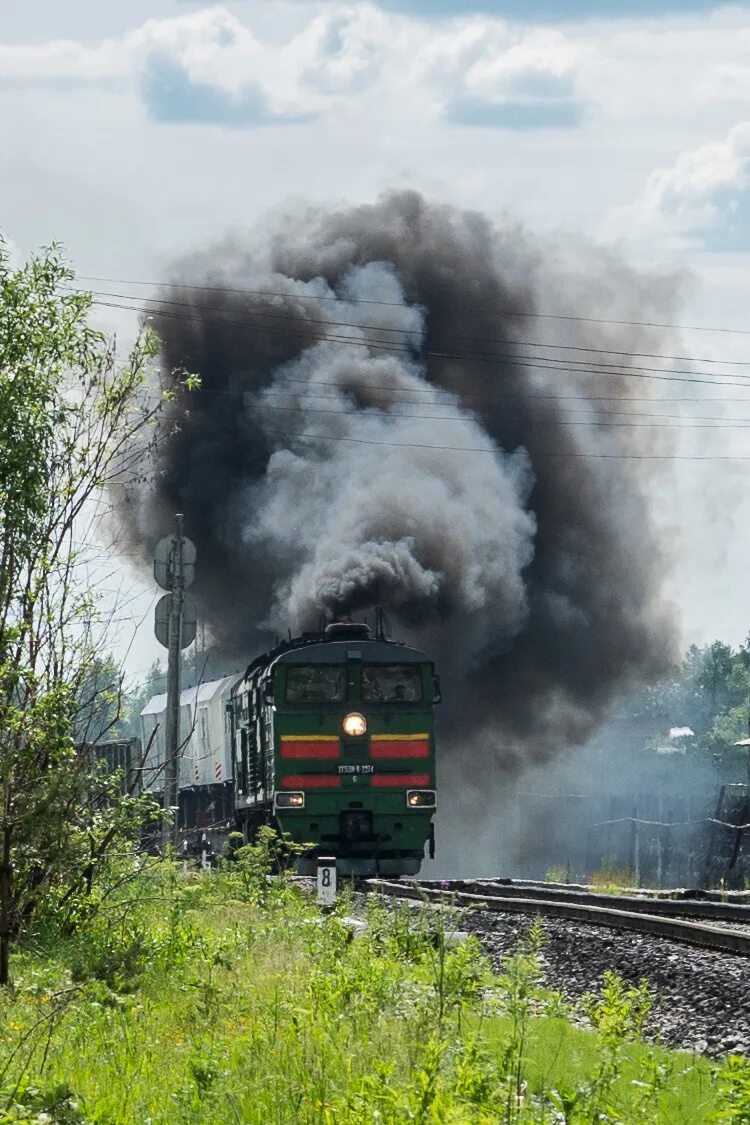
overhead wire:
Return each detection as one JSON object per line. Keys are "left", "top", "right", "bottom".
{"left": 72, "top": 286, "right": 750, "bottom": 368}
{"left": 83, "top": 289, "right": 750, "bottom": 386}
{"left": 76, "top": 273, "right": 750, "bottom": 338}
{"left": 225, "top": 386, "right": 750, "bottom": 426}
{"left": 140, "top": 379, "right": 750, "bottom": 452}
{"left": 75, "top": 281, "right": 750, "bottom": 456}
{"left": 253, "top": 402, "right": 750, "bottom": 429}
{"left": 90, "top": 297, "right": 750, "bottom": 392}
{"left": 137, "top": 357, "right": 750, "bottom": 427}
{"left": 261, "top": 428, "right": 750, "bottom": 461}
{"left": 180, "top": 371, "right": 750, "bottom": 407}
{"left": 141, "top": 371, "right": 750, "bottom": 421}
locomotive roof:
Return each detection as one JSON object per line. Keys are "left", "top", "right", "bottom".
{"left": 278, "top": 639, "right": 427, "bottom": 664}
{"left": 237, "top": 629, "right": 429, "bottom": 685}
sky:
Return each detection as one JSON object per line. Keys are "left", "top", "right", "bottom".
{"left": 3, "top": 0, "right": 750, "bottom": 682}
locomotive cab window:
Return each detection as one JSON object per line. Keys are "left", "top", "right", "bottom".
{"left": 361, "top": 664, "right": 422, "bottom": 702}
{"left": 285, "top": 665, "right": 346, "bottom": 703}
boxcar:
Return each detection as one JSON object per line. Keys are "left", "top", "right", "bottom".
{"left": 140, "top": 675, "right": 238, "bottom": 833}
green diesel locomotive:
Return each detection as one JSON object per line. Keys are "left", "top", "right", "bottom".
{"left": 232, "top": 621, "right": 439, "bottom": 876}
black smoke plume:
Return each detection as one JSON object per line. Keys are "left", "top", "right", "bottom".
{"left": 121, "top": 192, "right": 679, "bottom": 764}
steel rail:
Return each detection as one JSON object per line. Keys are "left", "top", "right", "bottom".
{"left": 494, "top": 878, "right": 750, "bottom": 906}
{"left": 368, "top": 880, "right": 750, "bottom": 957}
{"left": 417, "top": 879, "right": 750, "bottom": 926}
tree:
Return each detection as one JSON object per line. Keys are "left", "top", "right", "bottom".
{"left": 118, "top": 659, "right": 167, "bottom": 740}
{"left": 0, "top": 241, "right": 194, "bottom": 984}
{"left": 628, "top": 638, "right": 750, "bottom": 778}
{"left": 75, "top": 653, "right": 129, "bottom": 745}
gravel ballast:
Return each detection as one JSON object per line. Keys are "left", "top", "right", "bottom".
{"left": 463, "top": 906, "right": 749, "bottom": 1057}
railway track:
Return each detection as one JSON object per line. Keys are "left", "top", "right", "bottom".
{"left": 368, "top": 877, "right": 750, "bottom": 956}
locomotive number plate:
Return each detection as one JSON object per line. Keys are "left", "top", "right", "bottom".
{"left": 338, "top": 764, "right": 374, "bottom": 775}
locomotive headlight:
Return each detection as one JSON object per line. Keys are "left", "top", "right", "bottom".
{"left": 275, "top": 791, "right": 305, "bottom": 808}
{"left": 406, "top": 790, "right": 436, "bottom": 808}
{"left": 342, "top": 712, "right": 367, "bottom": 737}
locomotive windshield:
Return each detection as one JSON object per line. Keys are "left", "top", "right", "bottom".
{"left": 362, "top": 664, "right": 422, "bottom": 702}
{"left": 285, "top": 665, "right": 346, "bottom": 703}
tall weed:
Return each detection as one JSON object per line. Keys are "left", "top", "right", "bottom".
{"left": 0, "top": 870, "right": 726, "bottom": 1124}
{"left": 712, "top": 1054, "right": 750, "bottom": 1124}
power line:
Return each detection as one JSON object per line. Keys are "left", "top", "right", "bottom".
{"left": 185, "top": 371, "right": 750, "bottom": 407}
{"left": 75, "top": 285, "right": 750, "bottom": 369}
{"left": 201, "top": 385, "right": 750, "bottom": 425}
{"left": 254, "top": 399, "right": 750, "bottom": 430}
{"left": 84, "top": 288, "right": 750, "bottom": 381}
{"left": 77, "top": 274, "right": 750, "bottom": 339}
{"left": 263, "top": 427, "right": 750, "bottom": 461}
{"left": 91, "top": 298, "right": 750, "bottom": 392}
{"left": 145, "top": 375, "right": 750, "bottom": 433}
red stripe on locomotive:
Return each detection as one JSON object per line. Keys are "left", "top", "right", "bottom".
{"left": 281, "top": 739, "right": 340, "bottom": 760}
{"left": 371, "top": 773, "right": 431, "bottom": 788}
{"left": 281, "top": 774, "right": 341, "bottom": 789}
{"left": 371, "top": 739, "right": 429, "bottom": 759}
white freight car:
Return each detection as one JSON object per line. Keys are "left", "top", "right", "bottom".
{"left": 140, "top": 675, "right": 240, "bottom": 795}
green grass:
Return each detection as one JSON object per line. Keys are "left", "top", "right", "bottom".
{"left": 0, "top": 842, "right": 745, "bottom": 1123}
{"left": 482, "top": 1016, "right": 715, "bottom": 1122}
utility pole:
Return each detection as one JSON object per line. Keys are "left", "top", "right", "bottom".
{"left": 153, "top": 517, "right": 197, "bottom": 855}
{"left": 162, "top": 514, "right": 185, "bottom": 853}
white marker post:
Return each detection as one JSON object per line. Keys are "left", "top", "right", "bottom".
{"left": 317, "top": 856, "right": 337, "bottom": 908}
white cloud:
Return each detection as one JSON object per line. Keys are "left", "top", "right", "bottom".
{"left": 615, "top": 122, "right": 750, "bottom": 250}
{"left": 287, "top": 8, "right": 390, "bottom": 96}
{"left": 130, "top": 8, "right": 264, "bottom": 84}
{"left": 0, "top": 5, "right": 587, "bottom": 129}
{"left": 0, "top": 6, "right": 394, "bottom": 123}
{"left": 698, "top": 61, "right": 750, "bottom": 102}
{"left": 131, "top": 8, "right": 304, "bottom": 123}
{"left": 451, "top": 26, "right": 580, "bottom": 98}
{"left": 417, "top": 20, "right": 586, "bottom": 127}
{"left": 0, "top": 37, "right": 127, "bottom": 84}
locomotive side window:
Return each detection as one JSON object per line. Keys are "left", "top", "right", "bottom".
{"left": 361, "top": 664, "right": 422, "bottom": 702}
{"left": 285, "top": 665, "right": 346, "bottom": 703}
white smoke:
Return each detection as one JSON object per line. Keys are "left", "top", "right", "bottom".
{"left": 237, "top": 264, "right": 536, "bottom": 667}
